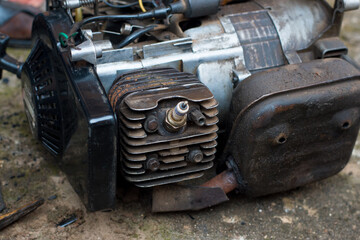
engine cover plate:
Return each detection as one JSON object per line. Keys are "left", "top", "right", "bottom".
{"left": 225, "top": 58, "right": 360, "bottom": 197}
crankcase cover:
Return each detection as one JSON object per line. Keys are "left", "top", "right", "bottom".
{"left": 225, "top": 58, "right": 360, "bottom": 197}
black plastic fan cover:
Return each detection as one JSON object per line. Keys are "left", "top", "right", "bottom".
{"left": 21, "top": 40, "right": 76, "bottom": 156}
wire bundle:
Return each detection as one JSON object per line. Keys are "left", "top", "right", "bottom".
{"left": 101, "top": 0, "right": 158, "bottom": 11}
{"left": 66, "top": 0, "right": 169, "bottom": 49}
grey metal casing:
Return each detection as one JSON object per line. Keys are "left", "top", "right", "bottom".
{"left": 77, "top": 0, "right": 351, "bottom": 127}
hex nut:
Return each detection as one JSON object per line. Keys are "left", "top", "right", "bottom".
{"left": 164, "top": 109, "right": 187, "bottom": 132}
{"left": 187, "top": 149, "right": 204, "bottom": 163}
{"left": 145, "top": 115, "right": 159, "bottom": 133}
{"left": 146, "top": 157, "right": 160, "bottom": 171}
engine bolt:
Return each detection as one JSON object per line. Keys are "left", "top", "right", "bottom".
{"left": 187, "top": 149, "right": 204, "bottom": 163}
{"left": 144, "top": 115, "right": 159, "bottom": 133}
{"left": 189, "top": 109, "right": 206, "bottom": 126}
{"left": 146, "top": 156, "right": 160, "bottom": 172}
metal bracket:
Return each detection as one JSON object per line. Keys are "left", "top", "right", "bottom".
{"left": 335, "top": 0, "right": 360, "bottom": 12}
{"left": 0, "top": 33, "right": 23, "bottom": 79}
{"left": 70, "top": 31, "right": 113, "bottom": 65}
{"left": 314, "top": 37, "right": 348, "bottom": 59}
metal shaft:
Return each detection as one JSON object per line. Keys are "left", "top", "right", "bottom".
{"left": 201, "top": 169, "right": 238, "bottom": 194}
{"left": 0, "top": 199, "right": 44, "bottom": 230}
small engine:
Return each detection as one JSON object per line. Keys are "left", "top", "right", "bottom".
{"left": 1, "top": 0, "right": 360, "bottom": 212}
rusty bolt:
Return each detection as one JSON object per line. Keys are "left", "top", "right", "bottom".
{"left": 187, "top": 149, "right": 203, "bottom": 163}
{"left": 189, "top": 109, "right": 206, "bottom": 127}
{"left": 146, "top": 156, "right": 160, "bottom": 171}
{"left": 144, "top": 115, "right": 159, "bottom": 133}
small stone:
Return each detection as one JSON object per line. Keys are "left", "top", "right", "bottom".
{"left": 17, "top": 173, "right": 25, "bottom": 178}
{"left": 2, "top": 78, "right": 9, "bottom": 84}
{"left": 48, "top": 195, "right": 58, "bottom": 200}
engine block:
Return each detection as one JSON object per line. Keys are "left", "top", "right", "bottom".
{"left": 108, "top": 68, "right": 219, "bottom": 187}
{"left": 1, "top": 0, "right": 359, "bottom": 211}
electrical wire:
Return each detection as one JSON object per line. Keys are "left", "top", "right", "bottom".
{"left": 138, "top": 0, "right": 146, "bottom": 12}
{"left": 151, "top": 0, "right": 158, "bottom": 7}
{"left": 59, "top": 32, "right": 79, "bottom": 47}
{"left": 115, "top": 25, "right": 156, "bottom": 48}
{"left": 69, "top": 7, "right": 171, "bottom": 35}
{"left": 102, "top": 0, "right": 155, "bottom": 9}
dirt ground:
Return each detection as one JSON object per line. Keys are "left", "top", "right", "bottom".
{"left": 0, "top": 8, "right": 360, "bottom": 240}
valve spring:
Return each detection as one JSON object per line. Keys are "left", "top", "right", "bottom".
{"left": 63, "top": 0, "right": 95, "bottom": 9}
{"left": 80, "top": 0, "right": 95, "bottom": 6}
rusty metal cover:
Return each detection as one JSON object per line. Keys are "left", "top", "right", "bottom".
{"left": 224, "top": 58, "right": 360, "bottom": 197}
